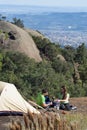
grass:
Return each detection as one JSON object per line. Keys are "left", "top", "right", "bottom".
{"left": 61, "top": 111, "right": 87, "bottom": 130}
{"left": 8, "top": 110, "right": 87, "bottom": 130}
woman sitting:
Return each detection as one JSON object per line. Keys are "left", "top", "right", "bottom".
{"left": 59, "top": 85, "right": 76, "bottom": 111}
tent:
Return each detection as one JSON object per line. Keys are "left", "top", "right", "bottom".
{"left": 0, "top": 81, "right": 40, "bottom": 115}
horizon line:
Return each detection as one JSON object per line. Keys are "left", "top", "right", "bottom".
{"left": 0, "top": 4, "right": 87, "bottom": 8}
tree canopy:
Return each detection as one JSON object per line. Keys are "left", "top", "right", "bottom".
{"left": 0, "top": 35, "right": 87, "bottom": 100}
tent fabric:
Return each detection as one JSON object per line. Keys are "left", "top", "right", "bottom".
{"left": 0, "top": 81, "right": 40, "bottom": 114}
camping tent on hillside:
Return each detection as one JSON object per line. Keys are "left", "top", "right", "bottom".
{"left": 0, "top": 81, "right": 40, "bottom": 115}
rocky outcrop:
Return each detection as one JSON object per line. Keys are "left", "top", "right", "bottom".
{"left": 0, "top": 21, "right": 42, "bottom": 62}
{"left": 25, "top": 28, "right": 44, "bottom": 38}
{"left": 57, "top": 54, "right": 66, "bottom": 62}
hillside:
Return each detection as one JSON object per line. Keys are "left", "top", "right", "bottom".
{"left": 0, "top": 21, "right": 42, "bottom": 62}
{"left": 0, "top": 20, "right": 87, "bottom": 130}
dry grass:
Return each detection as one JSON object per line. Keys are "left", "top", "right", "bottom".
{"left": 1, "top": 97, "right": 87, "bottom": 130}
{"left": 60, "top": 112, "right": 87, "bottom": 130}
{"left": 8, "top": 110, "right": 87, "bottom": 130}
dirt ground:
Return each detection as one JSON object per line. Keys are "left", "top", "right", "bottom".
{"left": 70, "top": 97, "right": 87, "bottom": 113}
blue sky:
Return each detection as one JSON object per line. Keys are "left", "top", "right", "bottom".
{"left": 0, "top": 0, "right": 87, "bottom": 7}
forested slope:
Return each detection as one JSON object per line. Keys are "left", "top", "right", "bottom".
{"left": 0, "top": 20, "right": 87, "bottom": 100}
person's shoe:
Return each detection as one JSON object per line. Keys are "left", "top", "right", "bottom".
{"left": 71, "top": 106, "right": 77, "bottom": 110}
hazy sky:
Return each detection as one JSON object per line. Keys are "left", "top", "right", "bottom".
{"left": 0, "top": 0, "right": 87, "bottom": 7}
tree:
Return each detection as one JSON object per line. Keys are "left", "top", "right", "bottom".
{"left": 12, "top": 17, "right": 24, "bottom": 28}
{"left": 1, "top": 16, "right": 6, "bottom": 21}
{"left": 75, "top": 43, "right": 87, "bottom": 64}
{"left": 52, "top": 57, "right": 68, "bottom": 74}
{"left": 32, "top": 36, "right": 61, "bottom": 60}
{"left": 79, "top": 63, "right": 87, "bottom": 86}
{"left": 0, "top": 53, "right": 3, "bottom": 71}
{"left": 62, "top": 45, "right": 76, "bottom": 62}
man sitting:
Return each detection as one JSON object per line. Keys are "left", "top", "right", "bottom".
{"left": 36, "top": 89, "right": 59, "bottom": 109}
{"left": 36, "top": 89, "right": 52, "bottom": 108}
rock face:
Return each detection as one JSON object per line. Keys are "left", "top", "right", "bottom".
{"left": 0, "top": 21, "right": 42, "bottom": 62}
{"left": 25, "top": 28, "right": 44, "bottom": 38}
{"left": 57, "top": 54, "right": 66, "bottom": 62}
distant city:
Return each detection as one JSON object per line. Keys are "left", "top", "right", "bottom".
{"left": 1, "top": 5, "right": 87, "bottom": 47}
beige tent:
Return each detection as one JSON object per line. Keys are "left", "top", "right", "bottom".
{"left": 0, "top": 81, "right": 40, "bottom": 114}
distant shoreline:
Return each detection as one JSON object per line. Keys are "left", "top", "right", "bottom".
{"left": 0, "top": 4, "right": 87, "bottom": 13}
{"left": 0, "top": 5, "right": 87, "bottom": 47}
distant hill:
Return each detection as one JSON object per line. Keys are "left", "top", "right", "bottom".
{"left": 0, "top": 21, "right": 42, "bottom": 62}
{"left": 1, "top": 5, "right": 87, "bottom": 47}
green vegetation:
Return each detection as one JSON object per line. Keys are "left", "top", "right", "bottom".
{"left": 0, "top": 14, "right": 24, "bottom": 28}
{"left": 0, "top": 14, "right": 6, "bottom": 21}
{"left": 0, "top": 35, "right": 87, "bottom": 100}
{"left": 0, "top": 30, "right": 9, "bottom": 47}
{"left": 12, "top": 17, "right": 24, "bottom": 28}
